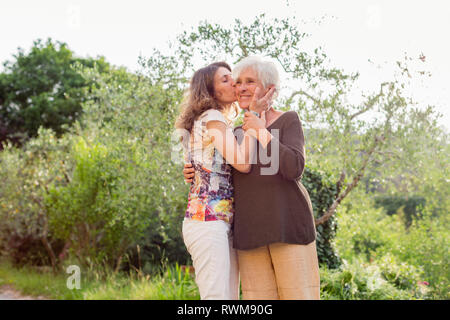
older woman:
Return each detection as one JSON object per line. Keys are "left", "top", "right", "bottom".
{"left": 184, "top": 56, "right": 320, "bottom": 300}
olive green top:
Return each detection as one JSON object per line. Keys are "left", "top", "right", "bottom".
{"left": 232, "top": 111, "right": 316, "bottom": 250}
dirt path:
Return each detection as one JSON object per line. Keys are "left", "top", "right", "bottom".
{"left": 0, "top": 285, "right": 49, "bottom": 300}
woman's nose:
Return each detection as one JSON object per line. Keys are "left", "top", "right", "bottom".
{"left": 238, "top": 83, "right": 247, "bottom": 91}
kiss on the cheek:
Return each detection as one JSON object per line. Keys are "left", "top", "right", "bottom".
{"left": 178, "top": 56, "right": 320, "bottom": 301}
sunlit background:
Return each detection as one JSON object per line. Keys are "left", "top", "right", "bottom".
{"left": 1, "top": 0, "right": 449, "bottom": 129}
{"left": 0, "top": 0, "right": 448, "bottom": 301}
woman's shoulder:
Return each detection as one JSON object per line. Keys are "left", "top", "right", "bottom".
{"left": 283, "top": 110, "right": 300, "bottom": 120}
{"left": 275, "top": 110, "right": 301, "bottom": 126}
{"left": 199, "top": 108, "right": 227, "bottom": 123}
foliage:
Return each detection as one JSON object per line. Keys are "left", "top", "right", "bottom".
{"left": 45, "top": 136, "right": 137, "bottom": 267}
{"left": 335, "top": 189, "right": 448, "bottom": 299}
{"left": 0, "top": 127, "right": 72, "bottom": 268}
{"left": 374, "top": 194, "right": 426, "bottom": 227}
{"left": 0, "top": 38, "right": 110, "bottom": 150}
{"left": 40, "top": 61, "right": 189, "bottom": 269}
{"left": 301, "top": 166, "right": 340, "bottom": 268}
{"left": 320, "top": 259, "right": 421, "bottom": 300}
{"left": 375, "top": 207, "right": 450, "bottom": 299}
{"left": 0, "top": 60, "right": 188, "bottom": 269}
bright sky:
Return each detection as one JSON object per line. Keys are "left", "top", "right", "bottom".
{"left": 1, "top": 0, "right": 449, "bottom": 129}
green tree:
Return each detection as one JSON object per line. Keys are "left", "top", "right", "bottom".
{"left": 0, "top": 38, "right": 110, "bottom": 150}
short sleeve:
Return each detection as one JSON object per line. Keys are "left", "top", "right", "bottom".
{"left": 200, "top": 109, "right": 227, "bottom": 125}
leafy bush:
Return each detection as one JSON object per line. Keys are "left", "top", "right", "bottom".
{"left": 375, "top": 207, "right": 449, "bottom": 299}
{"left": 34, "top": 62, "right": 184, "bottom": 270}
{"left": 0, "top": 61, "right": 190, "bottom": 270}
{"left": 374, "top": 195, "right": 426, "bottom": 227}
{"left": 376, "top": 253, "right": 423, "bottom": 293}
{"left": 336, "top": 189, "right": 448, "bottom": 299}
{"left": 320, "top": 259, "right": 420, "bottom": 300}
{"left": 302, "top": 166, "right": 341, "bottom": 269}
{"left": 0, "top": 127, "right": 71, "bottom": 268}
{"left": 44, "top": 136, "right": 145, "bottom": 268}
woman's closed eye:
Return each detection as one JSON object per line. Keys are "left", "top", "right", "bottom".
{"left": 238, "top": 80, "right": 254, "bottom": 85}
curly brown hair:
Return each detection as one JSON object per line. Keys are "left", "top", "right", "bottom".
{"left": 175, "top": 62, "right": 237, "bottom": 132}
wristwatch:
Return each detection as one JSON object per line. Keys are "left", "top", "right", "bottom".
{"left": 249, "top": 110, "right": 260, "bottom": 117}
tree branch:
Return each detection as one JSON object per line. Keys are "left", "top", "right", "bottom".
{"left": 335, "top": 170, "right": 346, "bottom": 197}
{"left": 349, "top": 82, "right": 388, "bottom": 120}
{"left": 237, "top": 39, "right": 249, "bottom": 57}
{"left": 287, "top": 89, "right": 322, "bottom": 107}
{"left": 315, "top": 133, "right": 385, "bottom": 226}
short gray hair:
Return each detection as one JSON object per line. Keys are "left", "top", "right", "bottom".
{"left": 232, "top": 56, "right": 280, "bottom": 97}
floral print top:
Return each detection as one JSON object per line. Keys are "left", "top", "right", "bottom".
{"left": 183, "top": 109, "right": 234, "bottom": 224}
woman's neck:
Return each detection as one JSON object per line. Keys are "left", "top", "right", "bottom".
{"left": 265, "top": 106, "right": 276, "bottom": 120}
{"left": 264, "top": 107, "right": 283, "bottom": 128}
{"left": 219, "top": 102, "right": 233, "bottom": 111}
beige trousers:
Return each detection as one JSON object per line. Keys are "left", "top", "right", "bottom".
{"left": 237, "top": 241, "right": 320, "bottom": 300}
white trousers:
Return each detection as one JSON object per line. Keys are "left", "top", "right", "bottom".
{"left": 182, "top": 218, "right": 239, "bottom": 300}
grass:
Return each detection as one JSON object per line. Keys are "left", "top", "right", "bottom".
{"left": 0, "top": 256, "right": 427, "bottom": 300}
{"left": 0, "top": 259, "right": 82, "bottom": 299}
{"left": 0, "top": 258, "right": 200, "bottom": 300}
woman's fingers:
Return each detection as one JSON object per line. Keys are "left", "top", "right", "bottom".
{"left": 261, "top": 87, "right": 276, "bottom": 106}
{"left": 253, "top": 87, "right": 273, "bottom": 112}
{"left": 249, "top": 87, "right": 263, "bottom": 110}
{"left": 183, "top": 168, "right": 195, "bottom": 176}
{"left": 254, "top": 87, "right": 262, "bottom": 100}
{"left": 183, "top": 163, "right": 195, "bottom": 183}
{"left": 183, "top": 163, "right": 194, "bottom": 172}
{"left": 184, "top": 173, "right": 194, "bottom": 183}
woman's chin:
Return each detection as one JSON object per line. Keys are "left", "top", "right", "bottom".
{"left": 238, "top": 103, "right": 250, "bottom": 110}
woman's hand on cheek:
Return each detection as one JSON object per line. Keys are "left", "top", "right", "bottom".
{"left": 249, "top": 86, "right": 276, "bottom": 114}
{"left": 242, "top": 111, "right": 267, "bottom": 138}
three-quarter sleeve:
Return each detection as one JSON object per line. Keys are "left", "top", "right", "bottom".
{"left": 264, "top": 112, "right": 306, "bottom": 180}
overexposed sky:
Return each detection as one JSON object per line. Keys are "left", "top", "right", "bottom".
{"left": 1, "top": 0, "right": 449, "bottom": 128}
